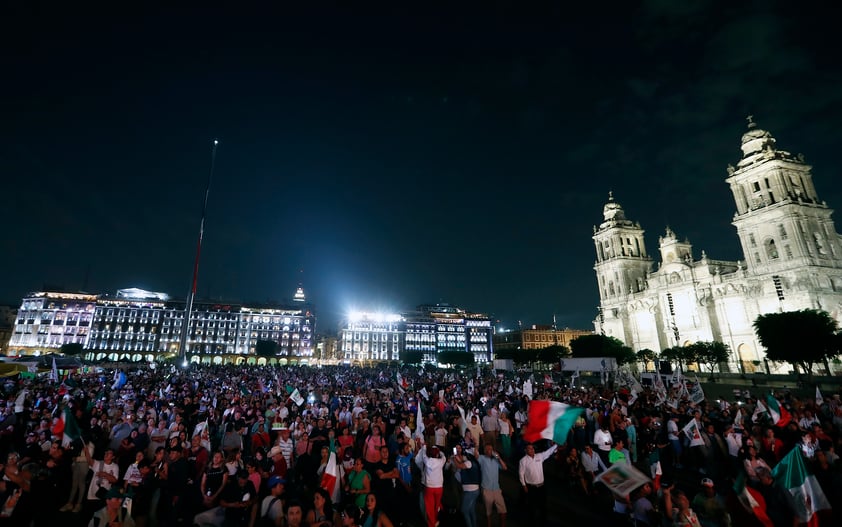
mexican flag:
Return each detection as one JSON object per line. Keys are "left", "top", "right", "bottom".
{"left": 765, "top": 394, "right": 792, "bottom": 427}
{"left": 771, "top": 446, "right": 830, "bottom": 526}
{"left": 396, "top": 372, "right": 408, "bottom": 393}
{"left": 523, "top": 400, "right": 582, "bottom": 444}
{"left": 52, "top": 406, "right": 83, "bottom": 448}
{"left": 320, "top": 451, "right": 339, "bottom": 495}
{"left": 734, "top": 471, "right": 773, "bottom": 527}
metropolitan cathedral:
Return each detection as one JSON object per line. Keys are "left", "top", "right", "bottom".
{"left": 593, "top": 118, "right": 842, "bottom": 372}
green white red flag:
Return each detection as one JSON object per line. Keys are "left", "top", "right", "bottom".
{"left": 765, "top": 394, "right": 792, "bottom": 427}
{"left": 523, "top": 400, "right": 582, "bottom": 444}
{"left": 771, "top": 446, "right": 830, "bottom": 525}
{"left": 733, "top": 471, "right": 773, "bottom": 527}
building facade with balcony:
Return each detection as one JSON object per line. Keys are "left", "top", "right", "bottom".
{"left": 7, "top": 287, "right": 315, "bottom": 364}
{"left": 493, "top": 325, "right": 593, "bottom": 352}
{"left": 339, "top": 304, "right": 494, "bottom": 365}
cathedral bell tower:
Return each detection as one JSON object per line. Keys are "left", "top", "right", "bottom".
{"left": 727, "top": 117, "right": 842, "bottom": 273}
{"left": 593, "top": 193, "right": 653, "bottom": 302}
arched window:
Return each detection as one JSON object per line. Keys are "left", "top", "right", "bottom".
{"left": 765, "top": 239, "right": 779, "bottom": 259}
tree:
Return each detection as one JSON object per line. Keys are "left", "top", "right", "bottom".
{"left": 686, "top": 341, "right": 730, "bottom": 377}
{"left": 513, "top": 349, "right": 538, "bottom": 367}
{"left": 636, "top": 348, "right": 657, "bottom": 371}
{"left": 438, "top": 351, "right": 476, "bottom": 367}
{"left": 660, "top": 346, "right": 696, "bottom": 372}
{"left": 536, "top": 345, "right": 569, "bottom": 366}
{"left": 399, "top": 350, "right": 425, "bottom": 365}
{"left": 60, "top": 343, "right": 84, "bottom": 355}
{"left": 570, "top": 334, "right": 636, "bottom": 365}
{"left": 753, "top": 309, "right": 840, "bottom": 379}
{"left": 255, "top": 339, "right": 278, "bottom": 358}
{"left": 494, "top": 349, "right": 517, "bottom": 361}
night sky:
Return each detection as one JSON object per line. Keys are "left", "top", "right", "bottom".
{"left": 2, "top": 3, "right": 842, "bottom": 333}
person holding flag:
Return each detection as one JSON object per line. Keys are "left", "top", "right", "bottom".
{"left": 519, "top": 441, "right": 558, "bottom": 524}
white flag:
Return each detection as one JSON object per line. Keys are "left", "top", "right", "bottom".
{"left": 816, "top": 386, "right": 823, "bottom": 406}
{"left": 419, "top": 387, "right": 429, "bottom": 400}
{"left": 414, "top": 403, "right": 425, "bottom": 440}
{"left": 289, "top": 388, "right": 305, "bottom": 407}
{"left": 752, "top": 400, "right": 768, "bottom": 423}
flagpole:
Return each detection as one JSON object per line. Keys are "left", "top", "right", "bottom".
{"left": 178, "top": 139, "right": 219, "bottom": 368}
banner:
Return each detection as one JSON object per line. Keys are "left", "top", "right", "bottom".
{"left": 682, "top": 419, "right": 705, "bottom": 447}
{"left": 596, "top": 463, "right": 651, "bottom": 496}
{"left": 687, "top": 378, "right": 705, "bottom": 404}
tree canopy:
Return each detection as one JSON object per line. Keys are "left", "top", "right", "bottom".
{"left": 60, "top": 342, "right": 84, "bottom": 355}
{"left": 255, "top": 339, "right": 278, "bottom": 358}
{"left": 570, "top": 334, "right": 636, "bottom": 365}
{"left": 753, "top": 309, "right": 840, "bottom": 378}
{"left": 437, "top": 351, "right": 476, "bottom": 367}
{"left": 399, "top": 350, "right": 425, "bottom": 365}
{"left": 686, "top": 341, "right": 730, "bottom": 376}
{"left": 660, "top": 346, "right": 695, "bottom": 371}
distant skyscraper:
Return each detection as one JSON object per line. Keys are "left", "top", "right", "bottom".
{"left": 593, "top": 120, "right": 842, "bottom": 372}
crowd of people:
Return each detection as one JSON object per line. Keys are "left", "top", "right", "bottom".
{"left": 0, "top": 362, "right": 839, "bottom": 527}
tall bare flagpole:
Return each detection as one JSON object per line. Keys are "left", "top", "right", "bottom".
{"left": 178, "top": 139, "right": 219, "bottom": 366}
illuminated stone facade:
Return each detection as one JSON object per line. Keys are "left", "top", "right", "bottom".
{"left": 593, "top": 120, "right": 842, "bottom": 372}
{"left": 340, "top": 304, "right": 494, "bottom": 364}
{"left": 493, "top": 325, "right": 593, "bottom": 352}
{"left": 8, "top": 287, "right": 315, "bottom": 363}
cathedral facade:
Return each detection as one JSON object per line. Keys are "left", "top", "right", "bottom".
{"left": 592, "top": 120, "right": 842, "bottom": 373}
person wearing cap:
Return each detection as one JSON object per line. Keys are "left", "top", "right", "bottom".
{"left": 276, "top": 426, "right": 294, "bottom": 468}
{"left": 268, "top": 445, "right": 288, "bottom": 479}
{"left": 258, "top": 475, "right": 286, "bottom": 527}
{"left": 691, "top": 478, "right": 729, "bottom": 527}
{"left": 88, "top": 487, "right": 135, "bottom": 527}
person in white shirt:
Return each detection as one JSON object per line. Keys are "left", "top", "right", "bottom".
{"left": 593, "top": 427, "right": 613, "bottom": 464}
{"left": 580, "top": 444, "right": 607, "bottom": 493}
{"left": 518, "top": 442, "right": 557, "bottom": 524}
{"left": 514, "top": 409, "right": 528, "bottom": 433}
{"left": 415, "top": 441, "right": 446, "bottom": 527}
{"left": 85, "top": 448, "right": 120, "bottom": 503}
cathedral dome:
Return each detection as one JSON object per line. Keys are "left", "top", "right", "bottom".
{"left": 740, "top": 116, "right": 776, "bottom": 158}
{"left": 603, "top": 192, "right": 626, "bottom": 221}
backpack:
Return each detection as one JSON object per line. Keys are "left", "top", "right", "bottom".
{"left": 256, "top": 497, "right": 280, "bottom": 527}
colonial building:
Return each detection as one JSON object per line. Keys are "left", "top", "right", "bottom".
{"left": 493, "top": 325, "right": 592, "bottom": 352}
{"left": 8, "top": 286, "right": 315, "bottom": 364}
{"left": 593, "top": 119, "right": 842, "bottom": 372}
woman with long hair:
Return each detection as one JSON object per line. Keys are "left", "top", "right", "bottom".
{"left": 363, "top": 426, "right": 385, "bottom": 469}
{"left": 360, "top": 493, "right": 393, "bottom": 527}
{"left": 344, "top": 458, "right": 370, "bottom": 509}
{"left": 305, "top": 487, "right": 340, "bottom": 527}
